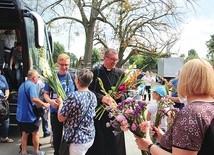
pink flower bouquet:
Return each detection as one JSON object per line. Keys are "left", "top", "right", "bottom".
{"left": 154, "top": 98, "right": 175, "bottom": 128}
{"left": 106, "top": 98, "right": 150, "bottom": 155}
{"left": 152, "top": 97, "right": 177, "bottom": 143}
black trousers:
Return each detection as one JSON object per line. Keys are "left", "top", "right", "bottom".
{"left": 51, "top": 112, "right": 63, "bottom": 155}
{"left": 86, "top": 112, "right": 126, "bottom": 155}
{"left": 144, "top": 86, "right": 151, "bottom": 101}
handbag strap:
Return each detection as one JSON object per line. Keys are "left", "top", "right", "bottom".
{"left": 24, "top": 82, "right": 34, "bottom": 107}
{"left": 66, "top": 93, "right": 93, "bottom": 143}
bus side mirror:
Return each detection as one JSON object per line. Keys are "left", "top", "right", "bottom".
{"left": 29, "top": 11, "right": 45, "bottom": 47}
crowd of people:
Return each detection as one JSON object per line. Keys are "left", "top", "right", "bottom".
{"left": 135, "top": 59, "right": 214, "bottom": 155}
{"left": 0, "top": 39, "right": 213, "bottom": 155}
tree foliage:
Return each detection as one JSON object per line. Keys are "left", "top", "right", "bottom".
{"left": 92, "top": 48, "right": 102, "bottom": 66}
{"left": 53, "top": 42, "right": 78, "bottom": 67}
{"left": 206, "top": 35, "right": 214, "bottom": 65}
{"left": 22, "top": 0, "right": 197, "bottom": 68}
{"left": 53, "top": 41, "right": 65, "bottom": 63}
{"left": 185, "top": 49, "right": 199, "bottom": 62}
{"left": 67, "top": 52, "right": 78, "bottom": 67}
{"left": 129, "top": 54, "right": 158, "bottom": 71}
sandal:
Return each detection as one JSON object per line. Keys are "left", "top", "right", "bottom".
{"left": 0, "top": 137, "right": 14, "bottom": 143}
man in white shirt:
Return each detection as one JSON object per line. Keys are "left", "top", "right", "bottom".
{"left": 0, "top": 30, "right": 16, "bottom": 68}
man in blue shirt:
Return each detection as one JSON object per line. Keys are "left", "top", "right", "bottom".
{"left": 167, "top": 70, "right": 185, "bottom": 110}
{"left": 44, "top": 53, "right": 75, "bottom": 155}
{"left": 16, "top": 69, "right": 49, "bottom": 155}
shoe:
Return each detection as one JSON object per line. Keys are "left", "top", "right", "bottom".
{"left": 34, "top": 151, "right": 46, "bottom": 155}
{"left": 0, "top": 137, "right": 14, "bottom": 143}
{"left": 43, "top": 132, "right": 50, "bottom": 138}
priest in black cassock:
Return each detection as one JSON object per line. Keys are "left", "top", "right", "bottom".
{"left": 87, "top": 48, "right": 126, "bottom": 155}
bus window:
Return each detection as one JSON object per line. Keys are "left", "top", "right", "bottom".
{"left": 24, "top": 16, "right": 52, "bottom": 75}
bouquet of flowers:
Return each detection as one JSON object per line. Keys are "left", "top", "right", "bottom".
{"left": 106, "top": 62, "right": 146, "bottom": 97}
{"left": 95, "top": 61, "right": 147, "bottom": 120}
{"left": 106, "top": 98, "right": 150, "bottom": 155}
{"left": 39, "top": 48, "right": 66, "bottom": 100}
{"left": 95, "top": 67, "right": 139, "bottom": 120}
{"left": 167, "top": 107, "right": 180, "bottom": 127}
{"left": 152, "top": 97, "right": 176, "bottom": 142}
{"left": 109, "top": 68, "right": 137, "bottom": 96}
{"left": 154, "top": 98, "right": 175, "bottom": 127}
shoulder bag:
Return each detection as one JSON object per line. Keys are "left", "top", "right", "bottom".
{"left": 24, "top": 82, "right": 44, "bottom": 117}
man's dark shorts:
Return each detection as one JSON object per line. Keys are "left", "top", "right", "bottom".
{"left": 18, "top": 119, "right": 41, "bottom": 133}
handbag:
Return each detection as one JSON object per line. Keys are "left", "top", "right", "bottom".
{"left": 31, "top": 105, "right": 44, "bottom": 118}
{"left": 0, "top": 99, "right": 9, "bottom": 121}
{"left": 59, "top": 94, "right": 93, "bottom": 155}
{"left": 24, "top": 82, "right": 44, "bottom": 117}
{"left": 59, "top": 139, "right": 70, "bottom": 155}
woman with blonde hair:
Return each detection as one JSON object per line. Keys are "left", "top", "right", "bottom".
{"left": 135, "top": 59, "right": 214, "bottom": 155}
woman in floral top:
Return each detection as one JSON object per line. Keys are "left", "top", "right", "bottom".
{"left": 135, "top": 59, "right": 214, "bottom": 155}
{"left": 57, "top": 69, "right": 97, "bottom": 155}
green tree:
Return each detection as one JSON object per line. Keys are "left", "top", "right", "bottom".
{"left": 129, "top": 54, "right": 159, "bottom": 71}
{"left": 67, "top": 52, "right": 78, "bottom": 68}
{"left": 92, "top": 48, "right": 102, "bottom": 66}
{"left": 53, "top": 42, "right": 65, "bottom": 63}
{"left": 180, "top": 54, "right": 186, "bottom": 59}
{"left": 206, "top": 34, "right": 214, "bottom": 65}
{"left": 185, "top": 49, "right": 199, "bottom": 62}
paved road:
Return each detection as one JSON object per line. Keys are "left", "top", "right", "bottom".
{"left": 0, "top": 125, "right": 53, "bottom": 155}
{"left": 0, "top": 125, "right": 141, "bottom": 155}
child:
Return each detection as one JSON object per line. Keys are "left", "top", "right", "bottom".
{"left": 57, "top": 68, "right": 97, "bottom": 155}
{"left": 146, "top": 86, "right": 169, "bottom": 132}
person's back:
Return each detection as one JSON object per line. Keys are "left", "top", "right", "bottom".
{"left": 58, "top": 68, "right": 97, "bottom": 155}
{"left": 61, "top": 91, "right": 97, "bottom": 143}
{"left": 16, "top": 69, "right": 48, "bottom": 155}
{"left": 135, "top": 59, "right": 214, "bottom": 155}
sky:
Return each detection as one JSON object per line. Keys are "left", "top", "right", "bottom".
{"left": 53, "top": 0, "right": 214, "bottom": 59}
{"left": 173, "top": 0, "right": 214, "bottom": 58}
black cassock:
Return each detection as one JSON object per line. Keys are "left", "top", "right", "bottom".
{"left": 86, "top": 65, "right": 126, "bottom": 155}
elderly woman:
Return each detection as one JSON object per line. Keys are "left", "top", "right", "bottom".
{"left": 0, "top": 69, "right": 13, "bottom": 143}
{"left": 135, "top": 59, "right": 214, "bottom": 155}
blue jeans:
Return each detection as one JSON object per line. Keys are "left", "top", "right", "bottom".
{"left": 0, "top": 118, "right": 9, "bottom": 138}
{"left": 15, "top": 67, "right": 22, "bottom": 89}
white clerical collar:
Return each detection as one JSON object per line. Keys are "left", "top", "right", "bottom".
{"left": 103, "top": 65, "right": 113, "bottom": 71}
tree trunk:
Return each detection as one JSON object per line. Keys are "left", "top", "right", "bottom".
{"left": 83, "top": 22, "right": 95, "bottom": 69}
